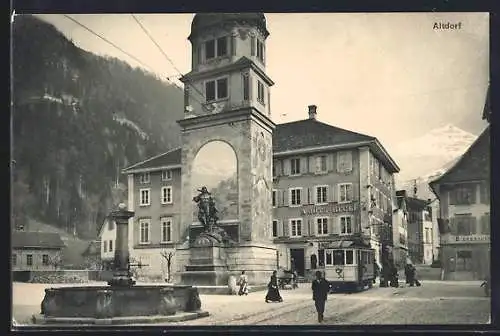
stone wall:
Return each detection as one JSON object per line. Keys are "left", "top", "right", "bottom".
{"left": 28, "top": 270, "right": 90, "bottom": 283}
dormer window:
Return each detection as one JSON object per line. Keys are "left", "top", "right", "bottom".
{"left": 206, "top": 77, "right": 228, "bottom": 102}
{"left": 205, "top": 37, "right": 228, "bottom": 60}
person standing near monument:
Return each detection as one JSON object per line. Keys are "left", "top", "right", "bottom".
{"left": 238, "top": 270, "right": 249, "bottom": 296}
{"left": 312, "top": 270, "right": 331, "bottom": 323}
{"left": 265, "top": 271, "right": 283, "bottom": 303}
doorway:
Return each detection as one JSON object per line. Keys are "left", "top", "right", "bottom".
{"left": 290, "top": 248, "right": 305, "bottom": 276}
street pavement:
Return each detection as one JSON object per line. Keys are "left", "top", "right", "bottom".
{"left": 12, "top": 280, "right": 490, "bottom": 326}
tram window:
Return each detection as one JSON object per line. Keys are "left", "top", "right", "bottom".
{"left": 333, "top": 250, "right": 345, "bottom": 265}
{"left": 326, "top": 251, "right": 332, "bottom": 265}
{"left": 345, "top": 250, "right": 354, "bottom": 265}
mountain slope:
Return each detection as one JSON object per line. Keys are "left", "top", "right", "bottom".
{"left": 393, "top": 124, "right": 477, "bottom": 186}
{"left": 12, "top": 15, "right": 184, "bottom": 239}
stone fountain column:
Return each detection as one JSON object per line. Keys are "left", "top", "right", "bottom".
{"left": 108, "top": 203, "right": 136, "bottom": 286}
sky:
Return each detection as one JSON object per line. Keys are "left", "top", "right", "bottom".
{"left": 34, "top": 13, "right": 489, "bottom": 155}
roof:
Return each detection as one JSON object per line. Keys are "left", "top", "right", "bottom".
{"left": 12, "top": 231, "right": 65, "bottom": 249}
{"left": 405, "top": 197, "right": 429, "bottom": 210}
{"left": 429, "top": 126, "right": 490, "bottom": 192}
{"left": 123, "top": 118, "right": 400, "bottom": 174}
{"left": 273, "top": 118, "right": 375, "bottom": 153}
{"left": 122, "top": 147, "right": 181, "bottom": 173}
{"left": 189, "top": 13, "right": 268, "bottom": 40}
{"left": 82, "top": 240, "right": 101, "bottom": 256}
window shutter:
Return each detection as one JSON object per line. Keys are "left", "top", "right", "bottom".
{"left": 301, "top": 157, "right": 307, "bottom": 174}
{"left": 200, "top": 42, "right": 206, "bottom": 62}
{"left": 331, "top": 185, "right": 337, "bottom": 202}
{"left": 336, "top": 152, "right": 342, "bottom": 172}
{"left": 276, "top": 160, "right": 282, "bottom": 177}
{"left": 345, "top": 151, "right": 353, "bottom": 172}
{"left": 308, "top": 156, "right": 314, "bottom": 173}
{"left": 470, "top": 185, "right": 477, "bottom": 204}
{"left": 283, "top": 159, "right": 290, "bottom": 176}
{"left": 283, "top": 220, "right": 289, "bottom": 237}
{"left": 282, "top": 190, "right": 288, "bottom": 206}
{"left": 251, "top": 36, "right": 256, "bottom": 56}
{"left": 469, "top": 216, "right": 477, "bottom": 234}
{"left": 332, "top": 217, "right": 340, "bottom": 235}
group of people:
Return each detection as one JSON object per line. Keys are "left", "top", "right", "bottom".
{"left": 237, "top": 269, "right": 330, "bottom": 323}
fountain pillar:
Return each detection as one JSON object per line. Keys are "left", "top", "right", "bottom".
{"left": 108, "top": 203, "right": 136, "bottom": 286}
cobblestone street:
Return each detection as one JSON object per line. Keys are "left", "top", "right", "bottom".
{"left": 12, "top": 281, "right": 490, "bottom": 326}
{"left": 167, "top": 281, "right": 490, "bottom": 326}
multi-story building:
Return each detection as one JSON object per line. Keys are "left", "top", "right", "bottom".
{"left": 429, "top": 87, "right": 490, "bottom": 281}
{"left": 393, "top": 191, "right": 409, "bottom": 267}
{"left": 121, "top": 13, "right": 400, "bottom": 280}
{"left": 122, "top": 106, "right": 400, "bottom": 278}
{"left": 98, "top": 218, "right": 118, "bottom": 270}
{"left": 12, "top": 231, "right": 65, "bottom": 271}
{"left": 122, "top": 149, "right": 182, "bottom": 277}
{"left": 429, "top": 126, "right": 490, "bottom": 280}
{"left": 404, "top": 196, "right": 434, "bottom": 264}
{"left": 271, "top": 106, "right": 400, "bottom": 276}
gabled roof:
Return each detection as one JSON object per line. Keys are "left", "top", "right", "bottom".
{"left": 273, "top": 118, "right": 375, "bottom": 153}
{"left": 405, "top": 197, "right": 429, "bottom": 210}
{"left": 429, "top": 126, "right": 490, "bottom": 192}
{"left": 12, "top": 231, "right": 65, "bottom": 249}
{"left": 123, "top": 147, "right": 182, "bottom": 174}
{"left": 82, "top": 240, "right": 101, "bottom": 256}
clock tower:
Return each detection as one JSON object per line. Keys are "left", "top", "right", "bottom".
{"left": 177, "top": 13, "right": 276, "bottom": 285}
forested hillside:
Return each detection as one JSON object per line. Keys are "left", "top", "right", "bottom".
{"left": 12, "top": 15, "right": 184, "bottom": 239}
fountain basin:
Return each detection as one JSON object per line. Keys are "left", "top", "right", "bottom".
{"left": 32, "top": 284, "right": 208, "bottom": 325}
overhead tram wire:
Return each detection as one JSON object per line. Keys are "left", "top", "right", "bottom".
{"left": 62, "top": 14, "right": 192, "bottom": 99}
{"left": 127, "top": 15, "right": 266, "bottom": 143}
{"left": 63, "top": 15, "right": 153, "bottom": 73}
{"left": 130, "top": 14, "right": 208, "bottom": 103}
{"left": 64, "top": 14, "right": 264, "bottom": 143}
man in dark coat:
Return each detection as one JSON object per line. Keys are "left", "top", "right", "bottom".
{"left": 312, "top": 270, "right": 331, "bottom": 323}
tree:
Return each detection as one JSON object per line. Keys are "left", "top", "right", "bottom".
{"left": 160, "top": 249, "right": 175, "bottom": 283}
{"left": 48, "top": 252, "right": 63, "bottom": 270}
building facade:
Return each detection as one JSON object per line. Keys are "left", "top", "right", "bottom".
{"left": 121, "top": 13, "right": 400, "bottom": 281}
{"left": 393, "top": 191, "right": 409, "bottom": 267}
{"left": 11, "top": 231, "right": 65, "bottom": 271}
{"left": 429, "top": 126, "right": 490, "bottom": 281}
{"left": 98, "top": 218, "right": 118, "bottom": 270}
{"left": 404, "top": 196, "right": 434, "bottom": 264}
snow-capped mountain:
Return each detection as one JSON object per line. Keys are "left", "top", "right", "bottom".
{"left": 393, "top": 124, "right": 478, "bottom": 198}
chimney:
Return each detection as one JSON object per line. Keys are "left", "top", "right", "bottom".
{"left": 308, "top": 105, "right": 317, "bottom": 120}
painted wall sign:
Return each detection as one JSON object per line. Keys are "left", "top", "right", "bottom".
{"left": 300, "top": 202, "right": 358, "bottom": 216}
{"left": 448, "top": 235, "right": 490, "bottom": 244}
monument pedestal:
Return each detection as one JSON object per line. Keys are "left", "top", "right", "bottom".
{"left": 177, "top": 231, "right": 277, "bottom": 294}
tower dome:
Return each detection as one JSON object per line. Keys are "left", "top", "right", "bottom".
{"left": 189, "top": 13, "right": 268, "bottom": 40}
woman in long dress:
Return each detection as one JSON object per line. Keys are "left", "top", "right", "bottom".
{"left": 238, "top": 270, "right": 249, "bottom": 296}
{"left": 265, "top": 270, "right": 283, "bottom": 303}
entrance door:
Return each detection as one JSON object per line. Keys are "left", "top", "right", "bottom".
{"left": 290, "top": 249, "right": 305, "bottom": 276}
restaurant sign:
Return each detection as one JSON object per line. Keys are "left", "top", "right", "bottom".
{"left": 300, "top": 202, "right": 358, "bottom": 216}
{"left": 448, "top": 235, "right": 490, "bottom": 244}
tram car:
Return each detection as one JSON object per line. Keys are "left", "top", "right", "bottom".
{"left": 322, "top": 243, "right": 376, "bottom": 293}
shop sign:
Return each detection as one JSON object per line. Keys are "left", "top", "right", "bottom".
{"left": 448, "top": 235, "right": 490, "bottom": 244}
{"left": 300, "top": 202, "right": 358, "bottom": 216}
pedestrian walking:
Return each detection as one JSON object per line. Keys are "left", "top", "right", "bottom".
{"left": 265, "top": 270, "right": 283, "bottom": 303}
{"left": 312, "top": 270, "right": 331, "bottom": 323}
{"left": 238, "top": 270, "right": 249, "bottom": 296}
